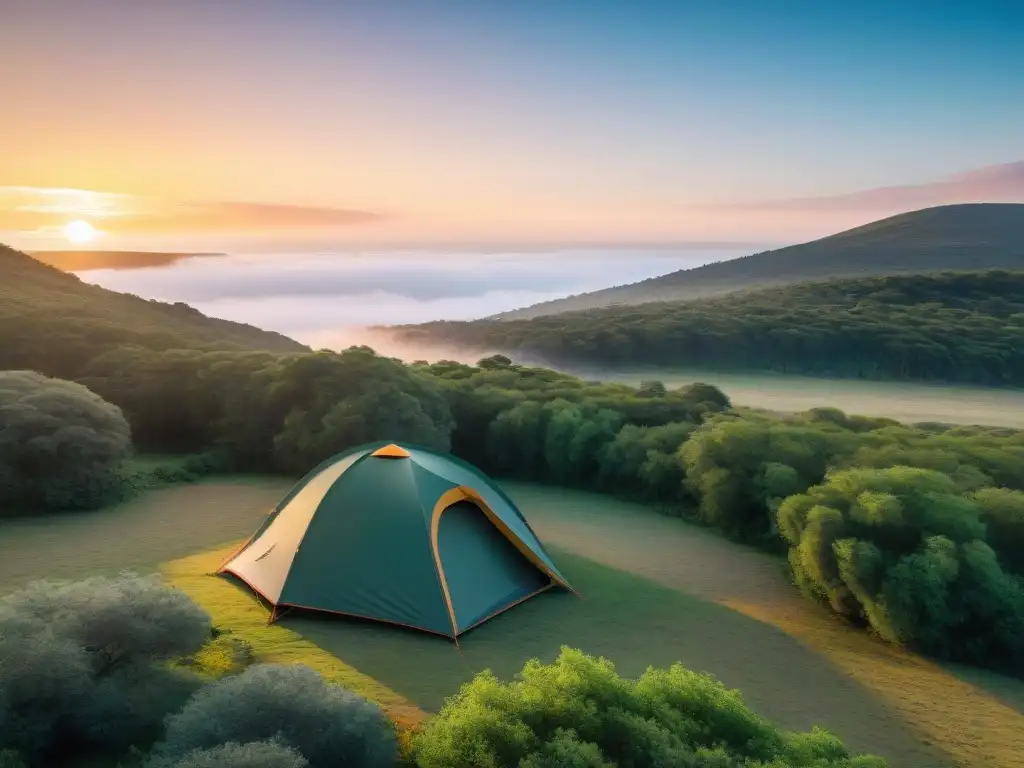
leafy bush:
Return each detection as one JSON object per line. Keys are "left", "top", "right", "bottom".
{"left": 177, "top": 633, "right": 257, "bottom": 679}
{"left": 413, "top": 647, "right": 888, "bottom": 768}
{"left": 157, "top": 664, "right": 398, "bottom": 768}
{"left": 0, "top": 370, "right": 132, "bottom": 512}
{"left": 778, "top": 467, "right": 1024, "bottom": 672}
{"left": 145, "top": 740, "right": 308, "bottom": 768}
{"left": 115, "top": 452, "right": 233, "bottom": 502}
{"left": 0, "top": 573, "right": 212, "bottom": 765}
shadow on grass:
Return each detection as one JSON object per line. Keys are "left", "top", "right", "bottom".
{"left": 276, "top": 549, "right": 947, "bottom": 768}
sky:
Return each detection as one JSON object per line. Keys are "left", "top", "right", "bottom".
{"left": 1, "top": 0, "right": 1022, "bottom": 250}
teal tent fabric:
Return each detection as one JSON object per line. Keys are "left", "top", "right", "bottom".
{"left": 218, "top": 441, "right": 574, "bottom": 639}
{"left": 437, "top": 500, "right": 549, "bottom": 631}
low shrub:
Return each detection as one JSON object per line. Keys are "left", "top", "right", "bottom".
{"left": 113, "top": 452, "right": 233, "bottom": 503}
{"left": 0, "top": 573, "right": 212, "bottom": 765}
{"left": 157, "top": 664, "right": 398, "bottom": 768}
{"left": 413, "top": 647, "right": 888, "bottom": 767}
{"left": 176, "top": 633, "right": 256, "bottom": 679}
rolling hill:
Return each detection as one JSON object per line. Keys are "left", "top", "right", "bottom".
{"left": 390, "top": 270, "right": 1024, "bottom": 387}
{"left": 0, "top": 242, "right": 306, "bottom": 378}
{"left": 494, "top": 203, "right": 1024, "bottom": 319}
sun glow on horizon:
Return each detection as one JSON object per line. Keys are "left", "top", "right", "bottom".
{"left": 63, "top": 219, "right": 98, "bottom": 244}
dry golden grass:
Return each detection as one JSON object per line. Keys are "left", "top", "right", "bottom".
{"left": 723, "top": 597, "right": 1024, "bottom": 768}
{"left": 161, "top": 546, "right": 427, "bottom": 746}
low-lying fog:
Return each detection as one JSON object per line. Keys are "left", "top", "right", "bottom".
{"left": 74, "top": 246, "right": 1024, "bottom": 426}
{"left": 77, "top": 246, "right": 749, "bottom": 357}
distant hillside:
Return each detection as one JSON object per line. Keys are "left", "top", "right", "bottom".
{"left": 495, "top": 204, "right": 1024, "bottom": 319}
{"left": 391, "top": 270, "right": 1024, "bottom": 387}
{"left": 0, "top": 242, "right": 305, "bottom": 378}
{"left": 29, "top": 250, "right": 224, "bottom": 272}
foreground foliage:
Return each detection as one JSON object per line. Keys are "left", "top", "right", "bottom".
{"left": 156, "top": 664, "right": 399, "bottom": 768}
{"left": 0, "top": 574, "right": 212, "bottom": 765}
{"left": 414, "top": 647, "right": 888, "bottom": 768}
{"left": 0, "top": 574, "right": 398, "bottom": 768}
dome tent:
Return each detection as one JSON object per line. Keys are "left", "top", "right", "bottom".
{"left": 218, "top": 441, "right": 575, "bottom": 639}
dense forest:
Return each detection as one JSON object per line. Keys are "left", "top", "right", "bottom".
{"left": 393, "top": 270, "right": 1024, "bottom": 386}
{"left": 495, "top": 203, "right": 1024, "bottom": 319}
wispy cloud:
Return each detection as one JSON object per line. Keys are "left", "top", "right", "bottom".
{"left": 0, "top": 187, "right": 386, "bottom": 234}
{"left": 108, "top": 200, "right": 385, "bottom": 232}
{"left": 713, "top": 160, "right": 1024, "bottom": 212}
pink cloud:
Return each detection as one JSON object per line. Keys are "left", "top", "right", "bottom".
{"left": 715, "top": 160, "right": 1024, "bottom": 212}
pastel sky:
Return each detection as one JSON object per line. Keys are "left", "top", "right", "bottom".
{"left": 1, "top": 0, "right": 1022, "bottom": 250}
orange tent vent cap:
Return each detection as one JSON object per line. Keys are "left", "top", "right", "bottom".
{"left": 371, "top": 443, "right": 411, "bottom": 458}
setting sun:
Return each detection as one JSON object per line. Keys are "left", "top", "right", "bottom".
{"left": 63, "top": 219, "right": 98, "bottom": 244}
